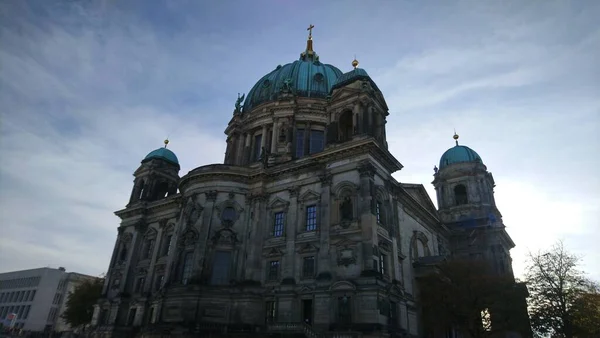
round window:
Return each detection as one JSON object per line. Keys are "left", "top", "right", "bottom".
{"left": 263, "top": 79, "right": 271, "bottom": 88}
{"left": 314, "top": 73, "right": 324, "bottom": 82}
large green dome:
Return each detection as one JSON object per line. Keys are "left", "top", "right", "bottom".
{"left": 243, "top": 53, "right": 343, "bottom": 112}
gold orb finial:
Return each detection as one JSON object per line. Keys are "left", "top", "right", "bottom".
{"left": 352, "top": 58, "right": 359, "bottom": 69}
{"left": 453, "top": 131, "right": 459, "bottom": 145}
{"left": 164, "top": 139, "right": 169, "bottom": 148}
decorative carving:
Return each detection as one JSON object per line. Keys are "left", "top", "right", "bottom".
{"left": 211, "top": 228, "right": 239, "bottom": 245}
{"left": 319, "top": 171, "right": 332, "bottom": 186}
{"left": 158, "top": 219, "right": 168, "bottom": 229}
{"left": 288, "top": 186, "right": 300, "bottom": 198}
{"left": 178, "top": 228, "right": 199, "bottom": 247}
{"left": 358, "top": 161, "right": 376, "bottom": 179}
{"left": 263, "top": 247, "right": 284, "bottom": 257}
{"left": 379, "top": 241, "right": 391, "bottom": 252}
{"left": 137, "top": 267, "right": 148, "bottom": 276}
{"left": 205, "top": 190, "right": 218, "bottom": 202}
{"left": 183, "top": 194, "right": 203, "bottom": 227}
{"left": 337, "top": 247, "right": 357, "bottom": 267}
{"left": 280, "top": 78, "right": 294, "bottom": 94}
{"left": 121, "top": 233, "right": 133, "bottom": 243}
{"left": 228, "top": 192, "right": 235, "bottom": 200}
{"left": 296, "top": 242, "right": 319, "bottom": 254}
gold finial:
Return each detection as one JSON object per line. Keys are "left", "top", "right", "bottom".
{"left": 305, "top": 24, "right": 315, "bottom": 52}
{"left": 164, "top": 139, "right": 169, "bottom": 148}
{"left": 352, "top": 55, "right": 359, "bottom": 69}
{"left": 453, "top": 130, "right": 459, "bottom": 146}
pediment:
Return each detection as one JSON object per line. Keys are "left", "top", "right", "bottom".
{"left": 329, "top": 280, "right": 356, "bottom": 292}
{"left": 329, "top": 86, "right": 361, "bottom": 103}
{"left": 143, "top": 227, "right": 157, "bottom": 239}
{"left": 299, "top": 189, "right": 320, "bottom": 202}
{"left": 333, "top": 238, "right": 357, "bottom": 249}
{"left": 297, "top": 285, "right": 314, "bottom": 294}
{"left": 268, "top": 196, "right": 290, "bottom": 210}
{"left": 262, "top": 246, "right": 284, "bottom": 257}
{"left": 296, "top": 242, "right": 319, "bottom": 254}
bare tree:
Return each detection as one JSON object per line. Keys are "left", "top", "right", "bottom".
{"left": 525, "top": 241, "right": 597, "bottom": 337}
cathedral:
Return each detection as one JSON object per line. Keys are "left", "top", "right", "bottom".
{"left": 90, "top": 28, "right": 529, "bottom": 338}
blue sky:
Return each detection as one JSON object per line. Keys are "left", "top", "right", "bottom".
{"left": 1, "top": 0, "right": 598, "bottom": 281}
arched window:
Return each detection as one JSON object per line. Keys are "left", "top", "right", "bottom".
{"left": 154, "top": 182, "right": 170, "bottom": 200}
{"left": 339, "top": 111, "right": 353, "bottom": 142}
{"left": 454, "top": 184, "right": 468, "bottom": 205}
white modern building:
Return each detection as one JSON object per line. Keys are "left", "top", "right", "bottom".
{"left": 0, "top": 267, "right": 98, "bottom": 332}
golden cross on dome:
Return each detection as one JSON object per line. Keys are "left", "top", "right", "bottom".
{"left": 307, "top": 24, "right": 315, "bottom": 39}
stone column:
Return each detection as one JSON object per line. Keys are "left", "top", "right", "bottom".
{"left": 358, "top": 162, "right": 376, "bottom": 271}
{"left": 243, "top": 133, "right": 252, "bottom": 164}
{"left": 248, "top": 194, "right": 268, "bottom": 281}
{"left": 121, "top": 223, "right": 145, "bottom": 294}
{"left": 196, "top": 191, "right": 217, "bottom": 281}
{"left": 271, "top": 118, "right": 279, "bottom": 151}
{"left": 318, "top": 172, "right": 332, "bottom": 274}
{"left": 143, "top": 220, "right": 166, "bottom": 293}
{"left": 261, "top": 125, "right": 268, "bottom": 150}
{"left": 283, "top": 187, "right": 299, "bottom": 279}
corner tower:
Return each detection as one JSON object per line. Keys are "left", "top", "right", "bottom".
{"left": 432, "top": 133, "right": 515, "bottom": 277}
{"left": 128, "top": 140, "right": 180, "bottom": 206}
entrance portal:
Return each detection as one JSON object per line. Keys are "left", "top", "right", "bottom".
{"left": 302, "top": 299, "right": 313, "bottom": 325}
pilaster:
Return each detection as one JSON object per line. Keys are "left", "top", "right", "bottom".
{"left": 283, "top": 187, "right": 299, "bottom": 278}
{"left": 196, "top": 191, "right": 218, "bottom": 280}
{"left": 318, "top": 172, "right": 332, "bottom": 274}
{"left": 358, "top": 162, "right": 376, "bottom": 271}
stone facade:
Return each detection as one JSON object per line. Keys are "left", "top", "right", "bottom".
{"left": 89, "top": 37, "right": 527, "bottom": 338}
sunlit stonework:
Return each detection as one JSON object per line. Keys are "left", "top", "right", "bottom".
{"left": 90, "top": 28, "right": 528, "bottom": 338}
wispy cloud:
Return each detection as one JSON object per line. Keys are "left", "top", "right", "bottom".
{"left": 0, "top": 0, "right": 598, "bottom": 280}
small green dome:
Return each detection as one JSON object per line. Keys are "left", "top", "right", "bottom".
{"left": 439, "top": 145, "right": 483, "bottom": 169}
{"left": 143, "top": 147, "right": 179, "bottom": 168}
{"left": 243, "top": 54, "right": 343, "bottom": 112}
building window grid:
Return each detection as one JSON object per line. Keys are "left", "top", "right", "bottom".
{"left": 309, "top": 130, "right": 325, "bottom": 154}
{"left": 273, "top": 212, "right": 285, "bottom": 237}
{"left": 380, "top": 254, "right": 387, "bottom": 276}
{"left": 305, "top": 205, "right": 318, "bottom": 231}
{"left": 302, "top": 256, "right": 316, "bottom": 278}
{"left": 296, "top": 129, "right": 305, "bottom": 158}
{"left": 268, "top": 261, "right": 280, "bottom": 280}
{"left": 376, "top": 201, "right": 383, "bottom": 224}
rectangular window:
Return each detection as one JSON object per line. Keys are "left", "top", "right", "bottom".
{"left": 147, "top": 307, "right": 155, "bottom": 324}
{"left": 18, "top": 291, "right": 24, "bottom": 302}
{"left": 127, "top": 308, "right": 137, "bottom": 326}
{"left": 155, "top": 275, "right": 164, "bottom": 291}
{"left": 380, "top": 254, "right": 387, "bottom": 276}
{"left": 23, "top": 305, "right": 30, "bottom": 319}
{"left": 24, "top": 291, "right": 29, "bottom": 302}
{"left": 302, "top": 256, "right": 315, "bottom": 278}
{"left": 30, "top": 290, "right": 36, "bottom": 301}
{"left": 309, "top": 130, "right": 325, "bottom": 154}
{"left": 210, "top": 251, "right": 232, "bottom": 285}
{"left": 135, "top": 277, "right": 145, "bottom": 293}
{"left": 296, "top": 129, "right": 305, "bottom": 158}
{"left": 273, "top": 212, "right": 285, "bottom": 237}
{"left": 305, "top": 205, "right": 317, "bottom": 231}
{"left": 254, "top": 134, "right": 263, "bottom": 161}
{"left": 376, "top": 201, "right": 383, "bottom": 224}
{"left": 181, "top": 252, "right": 194, "bottom": 285}
{"left": 268, "top": 260, "right": 280, "bottom": 280}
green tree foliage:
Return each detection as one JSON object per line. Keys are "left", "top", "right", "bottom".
{"left": 61, "top": 277, "right": 104, "bottom": 329}
{"left": 419, "top": 258, "right": 527, "bottom": 338}
{"left": 525, "top": 241, "right": 599, "bottom": 337}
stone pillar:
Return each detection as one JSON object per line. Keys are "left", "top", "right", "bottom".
{"left": 143, "top": 220, "right": 166, "bottom": 293}
{"left": 271, "top": 119, "right": 279, "bottom": 151}
{"left": 318, "top": 172, "right": 332, "bottom": 274}
{"left": 196, "top": 191, "right": 218, "bottom": 281}
{"left": 249, "top": 194, "right": 268, "bottom": 281}
{"left": 243, "top": 133, "right": 252, "bottom": 165}
{"left": 358, "top": 162, "right": 376, "bottom": 271}
{"left": 283, "top": 187, "right": 299, "bottom": 279}
{"left": 261, "top": 125, "right": 268, "bottom": 150}
{"left": 303, "top": 123, "right": 311, "bottom": 155}
{"left": 121, "top": 224, "right": 145, "bottom": 294}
